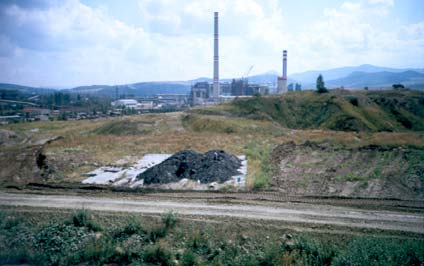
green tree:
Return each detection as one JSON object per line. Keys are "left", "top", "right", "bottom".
{"left": 392, "top": 84, "right": 405, "bottom": 90}
{"left": 316, "top": 74, "right": 328, "bottom": 93}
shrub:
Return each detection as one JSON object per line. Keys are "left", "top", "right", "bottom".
{"left": 291, "top": 236, "right": 337, "bottom": 265}
{"left": 181, "top": 250, "right": 200, "bottom": 266}
{"left": 148, "top": 227, "right": 168, "bottom": 242}
{"left": 122, "top": 215, "right": 143, "bottom": 235}
{"left": 143, "top": 243, "right": 173, "bottom": 266}
{"left": 66, "top": 236, "right": 119, "bottom": 265}
{"left": 349, "top": 97, "right": 359, "bottom": 106}
{"left": 2, "top": 215, "right": 23, "bottom": 230}
{"left": 35, "top": 223, "right": 90, "bottom": 264}
{"left": 188, "top": 230, "right": 211, "bottom": 256}
{"left": 252, "top": 171, "right": 270, "bottom": 189}
{"left": 161, "top": 211, "right": 178, "bottom": 229}
{"left": 113, "top": 215, "right": 144, "bottom": 240}
{"left": 70, "top": 209, "right": 102, "bottom": 232}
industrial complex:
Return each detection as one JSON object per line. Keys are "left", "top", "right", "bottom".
{"left": 106, "top": 11, "right": 293, "bottom": 110}
{"left": 190, "top": 11, "right": 290, "bottom": 106}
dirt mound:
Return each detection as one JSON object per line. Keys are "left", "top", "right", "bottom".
{"left": 138, "top": 150, "right": 242, "bottom": 185}
{"left": 0, "top": 129, "right": 18, "bottom": 146}
{"left": 0, "top": 145, "right": 50, "bottom": 186}
{"left": 270, "top": 141, "right": 424, "bottom": 200}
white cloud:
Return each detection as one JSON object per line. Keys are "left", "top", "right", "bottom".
{"left": 288, "top": 0, "right": 424, "bottom": 71}
{"left": 368, "top": 0, "right": 394, "bottom": 6}
{"left": 0, "top": 0, "right": 422, "bottom": 86}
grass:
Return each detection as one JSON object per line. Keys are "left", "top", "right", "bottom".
{"left": 1, "top": 207, "right": 423, "bottom": 266}
{"left": 92, "top": 119, "right": 153, "bottom": 135}
{"left": 190, "top": 89, "right": 424, "bottom": 132}
{"left": 244, "top": 140, "right": 277, "bottom": 189}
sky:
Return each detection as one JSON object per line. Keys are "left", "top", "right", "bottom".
{"left": 0, "top": 0, "right": 423, "bottom": 87}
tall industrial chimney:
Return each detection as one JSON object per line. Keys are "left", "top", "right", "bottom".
{"left": 283, "top": 50, "right": 287, "bottom": 79}
{"left": 277, "top": 50, "right": 288, "bottom": 94}
{"left": 213, "top": 12, "right": 219, "bottom": 99}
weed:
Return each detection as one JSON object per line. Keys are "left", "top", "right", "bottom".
{"left": 70, "top": 209, "right": 102, "bottom": 232}
{"left": 181, "top": 250, "right": 200, "bottom": 266}
{"left": 143, "top": 243, "right": 173, "bottom": 266}
{"left": 188, "top": 230, "right": 211, "bottom": 256}
{"left": 333, "top": 237, "right": 424, "bottom": 266}
{"left": 245, "top": 140, "right": 276, "bottom": 189}
{"left": 161, "top": 211, "right": 178, "bottom": 229}
{"left": 2, "top": 215, "right": 23, "bottom": 230}
{"left": 148, "top": 227, "right": 167, "bottom": 242}
{"left": 344, "top": 173, "right": 366, "bottom": 182}
{"left": 113, "top": 215, "right": 143, "bottom": 239}
{"left": 123, "top": 215, "right": 143, "bottom": 235}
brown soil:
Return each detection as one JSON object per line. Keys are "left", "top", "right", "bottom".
{"left": 270, "top": 141, "right": 424, "bottom": 200}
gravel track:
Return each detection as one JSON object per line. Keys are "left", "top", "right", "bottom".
{"left": 0, "top": 192, "right": 423, "bottom": 234}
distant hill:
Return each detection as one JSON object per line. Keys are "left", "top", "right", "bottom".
{"left": 0, "top": 83, "right": 56, "bottom": 95}
{"left": 326, "top": 71, "right": 424, "bottom": 89}
{"left": 224, "top": 65, "right": 424, "bottom": 89}
{"left": 189, "top": 89, "right": 424, "bottom": 132}
{"left": 2, "top": 64, "right": 424, "bottom": 96}
{"left": 289, "top": 64, "right": 424, "bottom": 84}
{"left": 69, "top": 82, "right": 191, "bottom": 97}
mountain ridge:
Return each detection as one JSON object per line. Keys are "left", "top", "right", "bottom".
{"left": 1, "top": 64, "right": 423, "bottom": 96}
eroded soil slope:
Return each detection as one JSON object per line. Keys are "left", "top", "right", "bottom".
{"left": 270, "top": 141, "right": 424, "bottom": 200}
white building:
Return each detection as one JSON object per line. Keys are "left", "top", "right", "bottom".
{"left": 111, "top": 99, "right": 139, "bottom": 109}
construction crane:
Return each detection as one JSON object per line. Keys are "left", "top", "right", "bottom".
{"left": 244, "top": 65, "right": 254, "bottom": 82}
{"left": 241, "top": 65, "right": 254, "bottom": 83}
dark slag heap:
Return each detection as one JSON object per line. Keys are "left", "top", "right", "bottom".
{"left": 138, "top": 150, "right": 242, "bottom": 185}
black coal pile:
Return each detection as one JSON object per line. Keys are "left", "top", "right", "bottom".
{"left": 138, "top": 150, "right": 242, "bottom": 185}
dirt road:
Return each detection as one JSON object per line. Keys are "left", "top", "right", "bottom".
{"left": 0, "top": 192, "right": 423, "bottom": 234}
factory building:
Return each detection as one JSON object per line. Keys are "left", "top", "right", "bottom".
{"left": 111, "top": 99, "right": 139, "bottom": 109}
{"left": 295, "top": 83, "right": 302, "bottom": 91}
{"left": 190, "top": 79, "right": 268, "bottom": 105}
{"left": 288, "top": 82, "right": 302, "bottom": 92}
{"left": 191, "top": 82, "right": 210, "bottom": 105}
{"left": 220, "top": 82, "right": 232, "bottom": 96}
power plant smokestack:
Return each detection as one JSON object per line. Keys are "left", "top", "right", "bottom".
{"left": 277, "top": 49, "right": 288, "bottom": 94}
{"left": 213, "top": 11, "right": 219, "bottom": 99}
{"left": 283, "top": 50, "right": 287, "bottom": 79}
